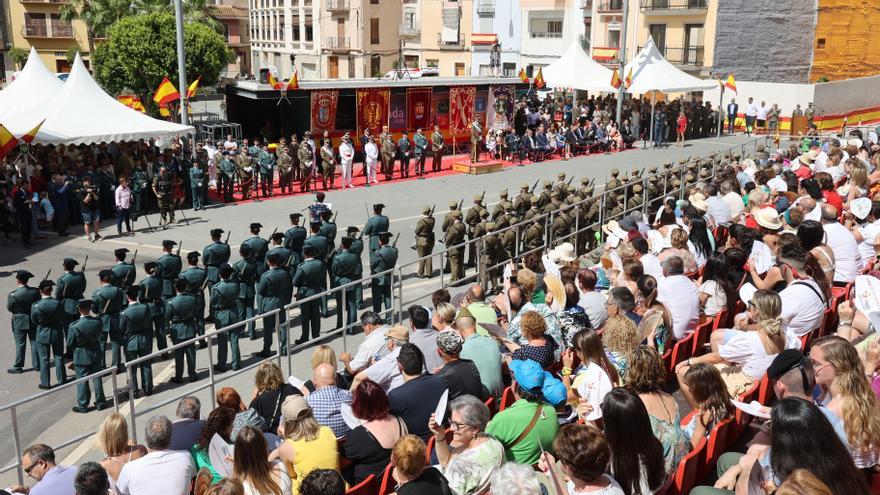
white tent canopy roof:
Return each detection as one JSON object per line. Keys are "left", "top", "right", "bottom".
{"left": 6, "top": 53, "right": 193, "bottom": 145}
{"left": 624, "top": 37, "right": 717, "bottom": 94}
{"left": 0, "top": 47, "right": 64, "bottom": 122}
{"left": 541, "top": 42, "right": 616, "bottom": 92}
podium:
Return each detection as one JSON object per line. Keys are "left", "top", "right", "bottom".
{"left": 452, "top": 160, "right": 503, "bottom": 175}
{"left": 790, "top": 116, "right": 808, "bottom": 136}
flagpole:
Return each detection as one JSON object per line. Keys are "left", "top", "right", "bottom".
{"left": 615, "top": 0, "right": 629, "bottom": 123}
{"left": 716, "top": 78, "right": 723, "bottom": 138}
{"left": 174, "top": 0, "right": 189, "bottom": 128}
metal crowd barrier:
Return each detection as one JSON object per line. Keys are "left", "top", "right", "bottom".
{"left": 0, "top": 135, "right": 771, "bottom": 484}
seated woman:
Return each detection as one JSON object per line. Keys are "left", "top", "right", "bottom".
{"left": 341, "top": 379, "right": 407, "bottom": 486}
{"left": 95, "top": 413, "right": 147, "bottom": 492}
{"left": 602, "top": 315, "right": 640, "bottom": 384}
{"left": 635, "top": 275, "right": 672, "bottom": 353}
{"left": 679, "top": 364, "right": 733, "bottom": 449}
{"left": 501, "top": 311, "right": 559, "bottom": 370}
{"left": 191, "top": 407, "right": 236, "bottom": 484}
{"left": 539, "top": 423, "right": 627, "bottom": 495}
{"left": 233, "top": 426, "right": 292, "bottom": 495}
{"left": 302, "top": 345, "right": 350, "bottom": 393}
{"left": 679, "top": 290, "right": 799, "bottom": 398}
{"left": 657, "top": 228, "right": 697, "bottom": 274}
{"left": 272, "top": 396, "right": 340, "bottom": 495}
{"left": 216, "top": 387, "right": 267, "bottom": 441}
{"left": 250, "top": 362, "right": 302, "bottom": 434}
{"left": 391, "top": 435, "right": 452, "bottom": 495}
{"left": 698, "top": 252, "right": 736, "bottom": 318}
{"left": 427, "top": 395, "right": 504, "bottom": 495}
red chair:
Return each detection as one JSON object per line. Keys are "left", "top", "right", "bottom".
{"left": 756, "top": 374, "right": 774, "bottom": 406}
{"left": 425, "top": 429, "right": 453, "bottom": 463}
{"left": 712, "top": 309, "right": 731, "bottom": 331}
{"left": 700, "top": 418, "right": 734, "bottom": 481}
{"left": 671, "top": 436, "right": 707, "bottom": 495}
{"left": 378, "top": 463, "right": 395, "bottom": 495}
{"left": 732, "top": 380, "right": 761, "bottom": 439}
{"left": 685, "top": 271, "right": 699, "bottom": 281}
{"left": 691, "top": 319, "right": 714, "bottom": 356}
{"left": 818, "top": 306, "right": 837, "bottom": 338}
{"left": 662, "top": 348, "right": 674, "bottom": 374}
{"left": 670, "top": 333, "right": 694, "bottom": 370}
{"left": 499, "top": 386, "right": 516, "bottom": 411}
{"left": 679, "top": 409, "right": 698, "bottom": 428}
{"left": 346, "top": 475, "right": 378, "bottom": 495}
{"left": 484, "top": 396, "right": 496, "bottom": 416}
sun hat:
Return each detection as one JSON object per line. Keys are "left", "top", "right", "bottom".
{"left": 755, "top": 207, "right": 783, "bottom": 231}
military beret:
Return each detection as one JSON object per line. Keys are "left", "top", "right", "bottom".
{"left": 649, "top": 175, "right": 659, "bottom": 182}
{"left": 162, "top": 240, "right": 176, "bottom": 247}
{"left": 543, "top": 180, "right": 552, "bottom": 187}
{"left": 15, "top": 270, "right": 34, "bottom": 280}
{"left": 581, "top": 177, "right": 590, "bottom": 185}
{"left": 520, "top": 183, "right": 530, "bottom": 189}
{"left": 500, "top": 189, "right": 508, "bottom": 197}
{"left": 648, "top": 165, "right": 658, "bottom": 173}
{"left": 530, "top": 197, "right": 540, "bottom": 204}
{"left": 211, "top": 228, "right": 224, "bottom": 237}
{"left": 685, "top": 173, "right": 695, "bottom": 182}
{"left": 486, "top": 222, "right": 496, "bottom": 230}
{"left": 249, "top": 222, "right": 263, "bottom": 229}
{"left": 632, "top": 184, "right": 643, "bottom": 193}
{"left": 557, "top": 172, "right": 566, "bottom": 180}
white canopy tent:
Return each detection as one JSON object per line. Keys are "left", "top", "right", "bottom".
{"left": 623, "top": 37, "right": 718, "bottom": 144}
{"left": 541, "top": 42, "right": 616, "bottom": 92}
{"left": 0, "top": 47, "right": 64, "bottom": 122}
{"left": 5, "top": 53, "right": 193, "bottom": 144}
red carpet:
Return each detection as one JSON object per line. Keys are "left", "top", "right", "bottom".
{"left": 207, "top": 148, "right": 635, "bottom": 204}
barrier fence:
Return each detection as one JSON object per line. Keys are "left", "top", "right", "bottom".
{"left": 0, "top": 135, "right": 771, "bottom": 484}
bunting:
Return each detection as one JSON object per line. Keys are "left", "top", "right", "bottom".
{"left": 286, "top": 72, "right": 299, "bottom": 90}
{"left": 356, "top": 88, "right": 390, "bottom": 136}
{"left": 311, "top": 90, "right": 339, "bottom": 132}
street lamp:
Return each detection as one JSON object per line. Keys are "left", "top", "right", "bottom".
{"left": 174, "top": 0, "right": 189, "bottom": 126}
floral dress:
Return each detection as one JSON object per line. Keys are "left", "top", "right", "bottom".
{"left": 649, "top": 405, "right": 690, "bottom": 475}
{"left": 442, "top": 436, "right": 505, "bottom": 495}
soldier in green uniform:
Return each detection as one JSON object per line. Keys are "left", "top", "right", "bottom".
{"left": 157, "top": 240, "right": 182, "bottom": 303}
{"left": 363, "top": 203, "right": 389, "bottom": 253}
{"left": 500, "top": 217, "right": 517, "bottom": 260}
{"left": 523, "top": 196, "right": 541, "bottom": 222}
{"left": 537, "top": 180, "right": 553, "bottom": 208}
{"left": 138, "top": 262, "right": 166, "bottom": 353}
{"left": 298, "top": 139, "right": 316, "bottom": 193}
{"left": 413, "top": 128, "right": 428, "bottom": 176}
{"left": 415, "top": 206, "right": 435, "bottom": 278}
{"left": 7, "top": 270, "right": 39, "bottom": 374}
{"left": 256, "top": 252, "right": 293, "bottom": 355}
{"left": 370, "top": 232, "right": 398, "bottom": 314}
{"left": 492, "top": 190, "right": 512, "bottom": 221}
{"left": 319, "top": 210, "right": 337, "bottom": 243}
{"left": 130, "top": 163, "right": 149, "bottom": 221}
{"left": 544, "top": 190, "right": 562, "bottom": 215}
{"left": 233, "top": 245, "right": 258, "bottom": 339}
{"left": 381, "top": 131, "right": 396, "bottom": 181}
{"left": 441, "top": 200, "right": 459, "bottom": 274}
{"left": 482, "top": 222, "right": 503, "bottom": 287}
{"left": 293, "top": 245, "right": 325, "bottom": 344}
{"left": 495, "top": 205, "right": 515, "bottom": 231}
{"left": 188, "top": 159, "right": 205, "bottom": 211}
{"left": 166, "top": 279, "right": 198, "bottom": 383}
{"left": 523, "top": 219, "right": 544, "bottom": 254}
{"left": 606, "top": 168, "right": 621, "bottom": 192}
{"left": 110, "top": 248, "right": 136, "bottom": 291}
{"left": 236, "top": 144, "right": 254, "bottom": 200}
{"left": 203, "top": 228, "right": 231, "bottom": 290}
{"left": 304, "top": 220, "right": 330, "bottom": 317}
{"left": 267, "top": 232, "right": 293, "bottom": 278}
{"left": 431, "top": 125, "right": 444, "bottom": 172}
{"left": 513, "top": 183, "right": 533, "bottom": 217}
{"left": 445, "top": 211, "right": 466, "bottom": 283}
{"left": 56, "top": 257, "right": 86, "bottom": 356}
{"left": 551, "top": 206, "right": 572, "bottom": 243}
{"left": 396, "top": 131, "right": 411, "bottom": 179}
{"left": 152, "top": 165, "right": 175, "bottom": 227}
{"left": 218, "top": 151, "right": 236, "bottom": 202}
{"left": 276, "top": 139, "right": 294, "bottom": 195}
{"left": 68, "top": 299, "right": 107, "bottom": 413}
{"left": 212, "top": 264, "right": 241, "bottom": 371}
{"left": 257, "top": 144, "right": 275, "bottom": 197}
{"left": 284, "top": 213, "right": 307, "bottom": 272}
{"left": 32, "top": 280, "right": 66, "bottom": 389}
{"left": 465, "top": 194, "right": 487, "bottom": 268}
{"left": 331, "top": 236, "right": 359, "bottom": 330}
{"left": 346, "top": 226, "right": 365, "bottom": 310}
{"left": 552, "top": 172, "right": 568, "bottom": 202}
{"left": 120, "top": 286, "right": 153, "bottom": 396}
{"left": 243, "top": 223, "right": 270, "bottom": 276}
{"left": 320, "top": 138, "right": 336, "bottom": 190}
{"left": 470, "top": 118, "right": 482, "bottom": 163}
{"left": 92, "top": 269, "right": 124, "bottom": 369}
{"left": 180, "top": 252, "right": 208, "bottom": 343}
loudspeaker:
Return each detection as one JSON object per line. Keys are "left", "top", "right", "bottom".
{"left": 259, "top": 68, "right": 270, "bottom": 84}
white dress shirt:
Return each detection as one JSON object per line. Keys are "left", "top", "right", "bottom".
{"left": 723, "top": 191, "right": 745, "bottom": 220}
{"left": 745, "top": 102, "right": 759, "bottom": 117}
{"left": 116, "top": 450, "right": 195, "bottom": 495}
{"left": 640, "top": 253, "right": 664, "bottom": 279}
{"left": 822, "top": 222, "right": 862, "bottom": 282}
{"left": 657, "top": 274, "right": 700, "bottom": 339}
{"left": 706, "top": 195, "right": 733, "bottom": 224}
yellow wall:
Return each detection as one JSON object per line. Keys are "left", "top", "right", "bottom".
{"left": 418, "top": 0, "right": 472, "bottom": 76}
{"left": 8, "top": 1, "right": 91, "bottom": 72}
{"left": 810, "top": 0, "right": 880, "bottom": 82}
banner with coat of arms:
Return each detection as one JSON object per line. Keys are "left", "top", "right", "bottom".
{"left": 356, "top": 88, "right": 390, "bottom": 137}
{"left": 311, "top": 90, "right": 339, "bottom": 132}
{"left": 406, "top": 88, "right": 432, "bottom": 131}
{"left": 487, "top": 86, "right": 513, "bottom": 132}
{"left": 449, "top": 86, "right": 476, "bottom": 137}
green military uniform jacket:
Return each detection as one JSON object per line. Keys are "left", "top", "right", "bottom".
{"left": 180, "top": 267, "right": 208, "bottom": 316}
{"left": 66, "top": 315, "right": 103, "bottom": 366}
{"left": 444, "top": 222, "right": 466, "bottom": 250}
{"left": 111, "top": 262, "right": 137, "bottom": 289}
{"left": 138, "top": 274, "right": 164, "bottom": 318}
{"left": 242, "top": 236, "right": 270, "bottom": 274}
{"left": 31, "top": 296, "right": 65, "bottom": 344}
{"left": 431, "top": 131, "right": 444, "bottom": 151}
{"left": 219, "top": 156, "right": 236, "bottom": 179}
{"left": 233, "top": 258, "right": 258, "bottom": 301}
{"left": 319, "top": 221, "right": 337, "bottom": 243}
{"left": 8, "top": 285, "right": 40, "bottom": 333}
{"left": 465, "top": 205, "right": 487, "bottom": 236}
{"left": 492, "top": 200, "right": 512, "bottom": 221}
{"left": 236, "top": 153, "right": 253, "bottom": 177}
{"left": 257, "top": 150, "right": 275, "bottom": 175}
{"left": 259, "top": 267, "right": 293, "bottom": 312}
{"left": 165, "top": 293, "right": 198, "bottom": 341}
{"left": 92, "top": 284, "right": 124, "bottom": 338}
{"left": 298, "top": 142, "right": 314, "bottom": 170}
{"left": 524, "top": 223, "right": 544, "bottom": 250}
{"left": 283, "top": 226, "right": 307, "bottom": 269}
{"left": 350, "top": 238, "right": 364, "bottom": 278}
{"left": 189, "top": 166, "right": 205, "bottom": 191}
{"left": 202, "top": 241, "right": 231, "bottom": 285}
{"left": 441, "top": 211, "right": 455, "bottom": 233}
{"left": 483, "top": 233, "right": 503, "bottom": 267}
{"left": 276, "top": 146, "right": 293, "bottom": 174}
{"left": 293, "top": 259, "right": 326, "bottom": 298}
{"left": 413, "top": 133, "right": 428, "bottom": 156}
{"left": 303, "top": 234, "right": 330, "bottom": 262}
{"left": 415, "top": 216, "right": 435, "bottom": 248}
{"left": 56, "top": 271, "right": 86, "bottom": 318}
{"left": 363, "top": 214, "right": 390, "bottom": 252}
{"left": 370, "top": 246, "right": 398, "bottom": 286}
{"left": 331, "top": 250, "right": 359, "bottom": 286}
{"left": 320, "top": 146, "right": 336, "bottom": 173}
{"left": 381, "top": 135, "right": 396, "bottom": 160}
{"left": 157, "top": 253, "right": 182, "bottom": 299}
{"left": 120, "top": 302, "right": 152, "bottom": 354}
{"left": 211, "top": 279, "right": 240, "bottom": 328}
{"left": 397, "top": 137, "right": 411, "bottom": 156}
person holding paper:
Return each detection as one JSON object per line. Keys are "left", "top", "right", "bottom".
{"left": 537, "top": 424, "right": 626, "bottom": 495}
{"left": 190, "top": 407, "right": 236, "bottom": 484}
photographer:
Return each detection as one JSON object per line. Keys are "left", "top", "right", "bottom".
{"left": 79, "top": 176, "right": 101, "bottom": 242}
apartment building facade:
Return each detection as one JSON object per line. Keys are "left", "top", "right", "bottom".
{"left": 2, "top": 0, "right": 89, "bottom": 76}
{"left": 215, "top": 0, "right": 251, "bottom": 77}
{"left": 416, "top": 0, "right": 472, "bottom": 76}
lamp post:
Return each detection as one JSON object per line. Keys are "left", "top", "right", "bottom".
{"left": 174, "top": 0, "right": 189, "bottom": 126}
{"left": 615, "top": 0, "right": 629, "bottom": 124}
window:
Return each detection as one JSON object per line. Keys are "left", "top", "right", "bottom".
{"left": 816, "top": 38, "right": 825, "bottom": 49}
{"left": 479, "top": 64, "right": 490, "bottom": 76}
{"left": 348, "top": 55, "right": 356, "bottom": 77}
{"left": 425, "top": 59, "right": 439, "bottom": 67}
{"left": 370, "top": 54, "right": 381, "bottom": 76}
{"left": 404, "top": 11, "right": 416, "bottom": 30}
{"left": 528, "top": 17, "right": 563, "bottom": 38}
{"left": 305, "top": 17, "right": 313, "bottom": 42}
{"left": 292, "top": 16, "right": 300, "bottom": 41}
{"left": 649, "top": 24, "right": 666, "bottom": 51}
{"left": 608, "top": 28, "right": 620, "bottom": 48}
{"left": 502, "top": 62, "right": 515, "bottom": 77}
{"left": 454, "top": 62, "right": 465, "bottom": 76}
{"left": 547, "top": 20, "right": 562, "bottom": 36}
{"left": 370, "top": 18, "right": 379, "bottom": 44}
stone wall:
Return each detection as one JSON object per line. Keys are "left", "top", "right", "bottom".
{"left": 712, "top": 0, "right": 817, "bottom": 84}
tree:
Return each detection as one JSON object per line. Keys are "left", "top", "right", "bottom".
{"left": 130, "top": 0, "right": 222, "bottom": 33}
{"left": 59, "top": 0, "right": 132, "bottom": 59}
{"left": 66, "top": 44, "right": 82, "bottom": 65}
{"left": 92, "top": 13, "right": 230, "bottom": 116}
{"left": 7, "top": 47, "right": 29, "bottom": 70}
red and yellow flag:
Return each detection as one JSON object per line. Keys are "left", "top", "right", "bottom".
{"left": 534, "top": 67, "right": 545, "bottom": 89}
{"left": 518, "top": 67, "right": 529, "bottom": 84}
{"left": 610, "top": 68, "right": 622, "bottom": 89}
{"left": 724, "top": 73, "right": 736, "bottom": 93}
{"left": 286, "top": 71, "right": 299, "bottom": 90}
{"left": 267, "top": 72, "right": 281, "bottom": 90}
{"left": 0, "top": 124, "right": 18, "bottom": 158}
{"left": 624, "top": 67, "right": 633, "bottom": 88}
{"left": 153, "top": 76, "right": 180, "bottom": 105}
{"left": 186, "top": 76, "right": 202, "bottom": 98}
{"left": 20, "top": 119, "right": 44, "bottom": 144}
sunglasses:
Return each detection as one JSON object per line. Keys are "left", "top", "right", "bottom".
{"left": 23, "top": 459, "right": 41, "bottom": 475}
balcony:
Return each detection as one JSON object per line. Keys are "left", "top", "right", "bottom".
{"left": 640, "top": 0, "right": 708, "bottom": 14}
{"left": 22, "top": 22, "right": 73, "bottom": 38}
{"left": 595, "top": 0, "right": 622, "bottom": 12}
{"left": 579, "top": 33, "right": 590, "bottom": 51}
{"left": 325, "top": 0, "right": 348, "bottom": 11}
{"left": 436, "top": 32, "right": 465, "bottom": 50}
{"left": 591, "top": 45, "right": 618, "bottom": 62}
{"left": 476, "top": 0, "right": 494, "bottom": 15}
{"left": 398, "top": 23, "right": 420, "bottom": 38}
{"left": 326, "top": 36, "right": 350, "bottom": 51}
{"left": 20, "top": 0, "right": 65, "bottom": 4}
{"left": 529, "top": 30, "right": 562, "bottom": 38}
{"left": 580, "top": 0, "right": 593, "bottom": 8}
{"left": 638, "top": 44, "right": 704, "bottom": 66}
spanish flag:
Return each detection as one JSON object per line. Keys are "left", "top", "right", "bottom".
{"left": 159, "top": 104, "right": 171, "bottom": 118}
{"left": 153, "top": 76, "right": 180, "bottom": 105}
{"left": 20, "top": 119, "right": 44, "bottom": 144}
{"left": 610, "top": 68, "right": 622, "bottom": 89}
{"left": 624, "top": 67, "right": 633, "bottom": 88}
{"left": 518, "top": 67, "right": 529, "bottom": 84}
{"left": 186, "top": 76, "right": 202, "bottom": 98}
{"left": 267, "top": 72, "right": 281, "bottom": 90}
{"left": 534, "top": 67, "right": 545, "bottom": 89}
{"left": 286, "top": 71, "right": 299, "bottom": 90}
{"left": 724, "top": 73, "right": 736, "bottom": 93}
{"left": 0, "top": 124, "right": 18, "bottom": 158}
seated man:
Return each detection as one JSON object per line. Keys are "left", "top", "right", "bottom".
{"left": 504, "top": 131, "right": 522, "bottom": 161}
{"left": 339, "top": 312, "right": 389, "bottom": 376}
{"left": 534, "top": 125, "right": 552, "bottom": 153}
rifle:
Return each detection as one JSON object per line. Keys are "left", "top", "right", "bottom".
{"left": 429, "top": 204, "right": 436, "bottom": 217}
{"left": 81, "top": 255, "right": 89, "bottom": 273}
{"left": 480, "top": 190, "right": 486, "bottom": 202}
{"left": 131, "top": 250, "right": 138, "bottom": 266}
{"left": 331, "top": 209, "right": 339, "bottom": 223}
{"left": 270, "top": 227, "right": 278, "bottom": 240}
{"left": 176, "top": 241, "right": 182, "bottom": 257}
{"left": 365, "top": 202, "right": 371, "bottom": 221}
{"left": 43, "top": 269, "right": 51, "bottom": 282}
{"left": 588, "top": 177, "right": 596, "bottom": 188}
{"left": 458, "top": 199, "right": 464, "bottom": 211}
{"left": 224, "top": 230, "right": 231, "bottom": 245}
{"left": 566, "top": 176, "right": 575, "bottom": 187}
{"left": 529, "top": 179, "right": 540, "bottom": 194}
{"left": 392, "top": 233, "right": 400, "bottom": 248}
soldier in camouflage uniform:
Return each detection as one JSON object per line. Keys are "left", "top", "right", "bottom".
{"left": 465, "top": 194, "right": 487, "bottom": 268}
{"left": 481, "top": 222, "right": 503, "bottom": 288}
{"left": 381, "top": 131, "right": 396, "bottom": 181}
{"left": 414, "top": 206, "right": 435, "bottom": 278}
{"left": 513, "top": 183, "right": 533, "bottom": 217}
{"left": 151, "top": 166, "right": 174, "bottom": 227}
{"left": 537, "top": 180, "right": 553, "bottom": 208}
{"left": 236, "top": 144, "right": 254, "bottom": 200}
{"left": 276, "top": 139, "right": 294, "bottom": 195}
{"left": 492, "top": 189, "right": 512, "bottom": 221}
{"left": 298, "top": 140, "right": 316, "bottom": 192}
